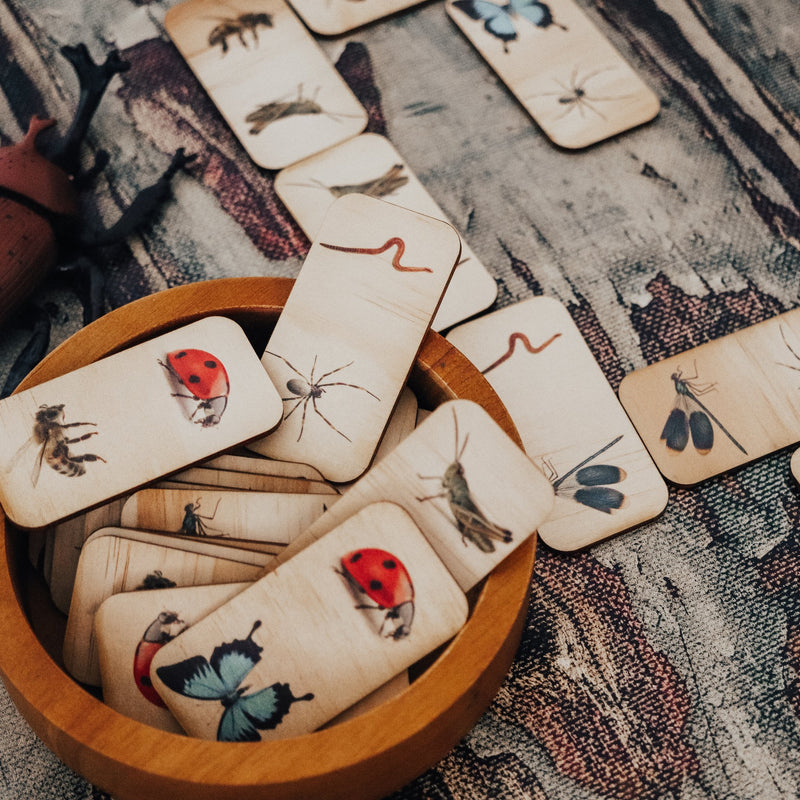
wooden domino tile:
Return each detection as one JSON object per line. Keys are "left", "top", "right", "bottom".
{"left": 95, "top": 582, "right": 251, "bottom": 733}
{"left": 446, "top": 0, "right": 659, "bottom": 148}
{"left": 619, "top": 307, "right": 800, "bottom": 485}
{"left": 150, "top": 502, "right": 468, "bottom": 742}
{"left": 447, "top": 297, "right": 667, "bottom": 550}
{"left": 247, "top": 194, "right": 462, "bottom": 482}
{"left": 64, "top": 527, "right": 270, "bottom": 686}
{"left": 286, "top": 0, "right": 429, "bottom": 35}
{"left": 275, "top": 134, "right": 498, "bottom": 330}
{"left": 165, "top": 0, "right": 368, "bottom": 169}
{"left": 0, "top": 317, "right": 281, "bottom": 529}
{"left": 264, "top": 399, "right": 554, "bottom": 591}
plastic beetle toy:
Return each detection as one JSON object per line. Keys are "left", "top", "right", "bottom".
{"left": 338, "top": 548, "right": 415, "bottom": 640}
{"left": 0, "top": 44, "right": 194, "bottom": 386}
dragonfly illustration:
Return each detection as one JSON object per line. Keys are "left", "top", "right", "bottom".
{"left": 660, "top": 364, "right": 747, "bottom": 456}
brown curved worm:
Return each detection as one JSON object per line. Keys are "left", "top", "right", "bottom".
{"left": 481, "top": 332, "right": 562, "bottom": 375}
{"left": 319, "top": 237, "right": 433, "bottom": 273}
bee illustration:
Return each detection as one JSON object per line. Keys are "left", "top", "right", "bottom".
{"left": 19, "top": 404, "right": 106, "bottom": 487}
{"left": 416, "top": 407, "right": 512, "bottom": 552}
{"left": 246, "top": 85, "right": 361, "bottom": 135}
{"left": 208, "top": 13, "right": 273, "bottom": 55}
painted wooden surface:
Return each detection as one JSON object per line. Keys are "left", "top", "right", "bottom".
{"left": 165, "top": 0, "right": 367, "bottom": 168}
{"left": 266, "top": 399, "right": 553, "bottom": 590}
{"left": 95, "top": 582, "right": 251, "bottom": 733}
{"left": 64, "top": 526, "right": 269, "bottom": 686}
{"left": 619, "top": 307, "right": 800, "bottom": 485}
{"left": 446, "top": 0, "right": 659, "bottom": 147}
{"left": 120, "top": 488, "right": 332, "bottom": 545}
{"left": 151, "top": 502, "right": 468, "bottom": 741}
{"left": 275, "top": 134, "right": 497, "bottom": 331}
{"left": 448, "top": 296, "right": 667, "bottom": 548}
{"left": 247, "top": 194, "right": 461, "bottom": 481}
{"left": 0, "top": 317, "right": 282, "bottom": 528}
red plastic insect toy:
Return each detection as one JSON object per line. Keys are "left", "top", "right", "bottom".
{"left": 0, "top": 44, "right": 194, "bottom": 397}
{"left": 133, "top": 610, "right": 185, "bottom": 707}
{"left": 160, "top": 349, "right": 230, "bottom": 427}
{"left": 338, "top": 548, "right": 415, "bottom": 640}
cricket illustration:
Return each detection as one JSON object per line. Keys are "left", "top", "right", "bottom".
{"left": 246, "top": 84, "right": 361, "bottom": 135}
{"left": 285, "top": 164, "right": 409, "bottom": 199}
{"left": 416, "top": 407, "right": 512, "bottom": 552}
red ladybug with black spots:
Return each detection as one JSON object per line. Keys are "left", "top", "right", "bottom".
{"left": 338, "top": 548, "right": 415, "bottom": 639}
{"left": 160, "top": 348, "right": 230, "bottom": 427}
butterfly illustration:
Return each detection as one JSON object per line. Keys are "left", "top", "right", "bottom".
{"left": 452, "top": 0, "right": 566, "bottom": 50}
{"left": 155, "top": 620, "right": 314, "bottom": 742}
{"left": 547, "top": 435, "right": 628, "bottom": 514}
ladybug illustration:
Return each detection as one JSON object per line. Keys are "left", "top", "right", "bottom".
{"left": 0, "top": 44, "right": 195, "bottom": 381}
{"left": 133, "top": 610, "right": 185, "bottom": 707}
{"left": 338, "top": 548, "right": 415, "bottom": 640}
{"left": 160, "top": 349, "right": 230, "bottom": 427}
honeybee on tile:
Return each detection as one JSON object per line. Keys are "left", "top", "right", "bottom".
{"left": 208, "top": 12, "right": 273, "bottom": 54}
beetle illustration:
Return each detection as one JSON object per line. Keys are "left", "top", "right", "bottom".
{"left": 159, "top": 349, "right": 230, "bottom": 427}
{"left": 133, "top": 610, "right": 186, "bottom": 707}
{"left": 246, "top": 84, "right": 360, "bottom": 135}
{"left": 208, "top": 13, "right": 273, "bottom": 54}
{"left": 416, "top": 407, "right": 512, "bottom": 552}
{"left": 285, "top": 164, "right": 409, "bottom": 199}
{"left": 14, "top": 403, "right": 106, "bottom": 487}
{"left": 180, "top": 498, "right": 223, "bottom": 537}
{"left": 136, "top": 571, "right": 177, "bottom": 591}
{"left": 338, "top": 548, "right": 415, "bottom": 639}
{"left": 0, "top": 44, "right": 194, "bottom": 394}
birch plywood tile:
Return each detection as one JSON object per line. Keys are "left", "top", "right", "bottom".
{"left": 165, "top": 466, "right": 339, "bottom": 495}
{"left": 64, "top": 528, "right": 269, "bottom": 686}
{"left": 447, "top": 297, "right": 667, "bottom": 550}
{"left": 275, "top": 134, "right": 497, "bottom": 330}
{"left": 265, "top": 400, "right": 553, "bottom": 591}
{"left": 50, "top": 498, "right": 127, "bottom": 615}
{"left": 285, "top": 0, "right": 427, "bottom": 35}
{"left": 95, "top": 582, "right": 251, "bottom": 733}
{"left": 150, "top": 502, "right": 468, "bottom": 742}
{"left": 619, "top": 309, "right": 800, "bottom": 485}
{"left": 198, "top": 453, "right": 327, "bottom": 482}
{"left": 445, "top": 0, "right": 659, "bottom": 148}
{"left": 247, "top": 195, "right": 462, "bottom": 482}
{"left": 120, "top": 489, "right": 332, "bottom": 546}
{"left": 165, "top": 0, "right": 367, "bottom": 169}
{"left": 0, "top": 317, "right": 282, "bottom": 529}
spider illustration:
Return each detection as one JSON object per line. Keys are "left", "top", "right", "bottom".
{"left": 532, "top": 66, "right": 633, "bottom": 120}
{"left": 265, "top": 351, "right": 380, "bottom": 442}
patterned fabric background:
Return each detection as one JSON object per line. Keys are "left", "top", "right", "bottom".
{"left": 1, "top": 0, "right": 799, "bottom": 797}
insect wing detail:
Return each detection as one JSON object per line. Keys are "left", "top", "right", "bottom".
{"left": 452, "top": 0, "right": 564, "bottom": 48}
{"left": 160, "top": 349, "right": 230, "bottom": 427}
{"left": 208, "top": 13, "right": 273, "bottom": 54}
{"left": 155, "top": 621, "right": 314, "bottom": 742}
{"left": 339, "top": 549, "right": 415, "bottom": 639}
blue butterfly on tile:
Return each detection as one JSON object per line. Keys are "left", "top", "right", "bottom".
{"left": 452, "top": 0, "right": 566, "bottom": 51}
{"left": 155, "top": 620, "right": 314, "bottom": 742}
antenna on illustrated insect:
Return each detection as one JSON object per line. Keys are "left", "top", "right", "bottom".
{"left": 416, "top": 407, "right": 513, "bottom": 552}
{"left": 284, "top": 164, "right": 409, "bottom": 199}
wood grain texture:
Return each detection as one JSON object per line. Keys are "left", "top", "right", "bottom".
{"left": 275, "top": 134, "right": 498, "bottom": 331}
{"left": 165, "top": 0, "right": 368, "bottom": 168}
{"left": 121, "top": 488, "right": 332, "bottom": 545}
{"left": 265, "top": 399, "right": 553, "bottom": 590}
{"left": 619, "top": 307, "right": 800, "bottom": 484}
{"left": 0, "top": 279, "right": 533, "bottom": 800}
{"left": 0, "top": 317, "right": 282, "bottom": 528}
{"left": 151, "top": 502, "right": 468, "bottom": 741}
{"left": 248, "top": 195, "right": 462, "bottom": 482}
{"left": 286, "top": 0, "right": 428, "bottom": 35}
{"left": 445, "top": 0, "right": 659, "bottom": 148}
{"left": 64, "top": 527, "right": 269, "bottom": 686}
{"left": 164, "top": 466, "right": 339, "bottom": 495}
{"left": 95, "top": 582, "right": 252, "bottom": 734}
{"left": 448, "top": 297, "right": 667, "bottom": 549}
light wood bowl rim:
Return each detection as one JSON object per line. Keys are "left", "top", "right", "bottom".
{"left": 0, "top": 277, "right": 535, "bottom": 800}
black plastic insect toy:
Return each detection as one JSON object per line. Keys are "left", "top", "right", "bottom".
{"left": 0, "top": 44, "right": 195, "bottom": 397}
{"left": 547, "top": 435, "right": 627, "bottom": 514}
{"left": 416, "top": 408, "right": 512, "bottom": 553}
{"left": 208, "top": 12, "right": 273, "bottom": 54}
{"left": 246, "top": 85, "right": 360, "bottom": 135}
{"left": 180, "top": 498, "right": 223, "bottom": 537}
{"left": 660, "top": 364, "right": 747, "bottom": 455}
{"left": 264, "top": 351, "right": 380, "bottom": 442}
{"left": 17, "top": 403, "right": 106, "bottom": 487}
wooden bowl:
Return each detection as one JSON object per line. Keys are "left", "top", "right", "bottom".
{"left": 0, "top": 278, "right": 535, "bottom": 800}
